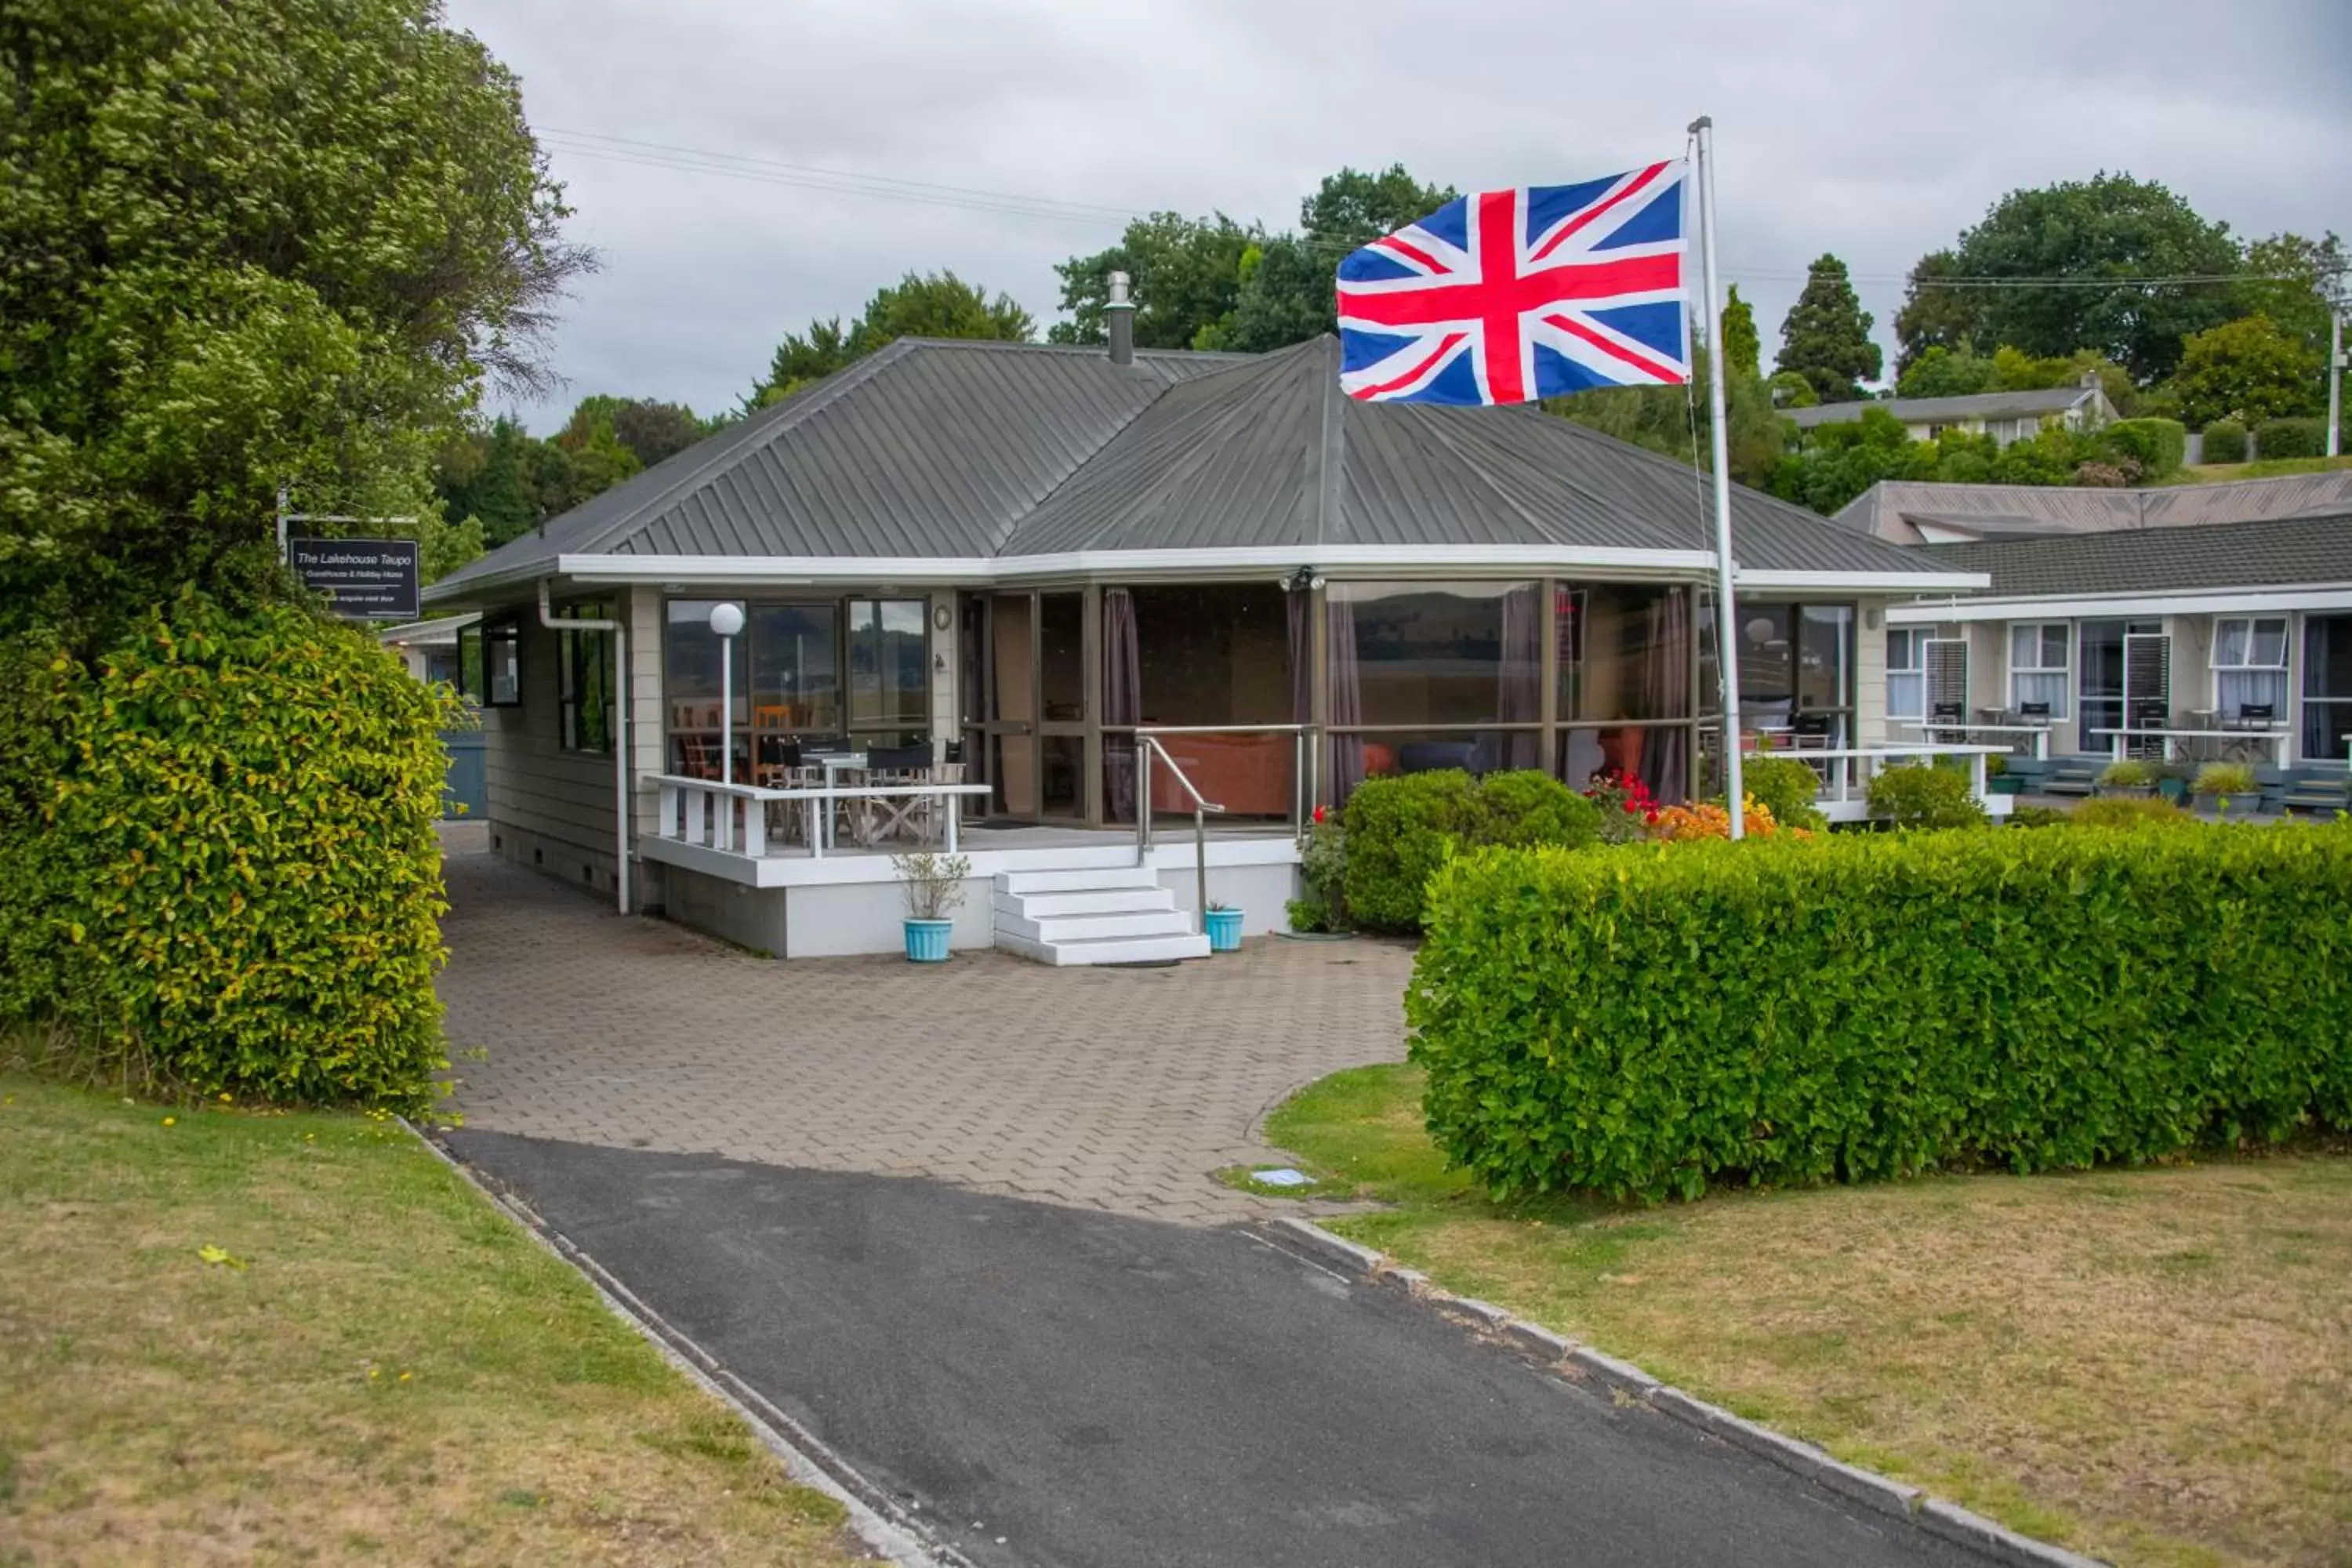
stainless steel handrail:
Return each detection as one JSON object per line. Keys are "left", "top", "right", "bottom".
{"left": 1134, "top": 733, "right": 1225, "bottom": 931}
{"left": 1127, "top": 723, "right": 1318, "bottom": 844}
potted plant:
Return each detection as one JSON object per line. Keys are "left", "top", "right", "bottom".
{"left": 889, "top": 850, "right": 971, "bottom": 962}
{"left": 1204, "top": 900, "right": 1244, "bottom": 953}
{"left": 2096, "top": 757, "right": 2157, "bottom": 798}
{"left": 2154, "top": 761, "right": 2194, "bottom": 804}
{"left": 2190, "top": 761, "right": 2257, "bottom": 818}
{"left": 1984, "top": 753, "right": 2024, "bottom": 795}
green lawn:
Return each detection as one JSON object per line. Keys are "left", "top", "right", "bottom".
{"left": 2165, "top": 454, "right": 2352, "bottom": 485}
{"left": 0, "top": 1073, "right": 868, "bottom": 1566}
{"left": 1268, "top": 1064, "right": 2352, "bottom": 1568}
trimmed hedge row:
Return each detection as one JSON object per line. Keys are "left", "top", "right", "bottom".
{"left": 0, "top": 597, "right": 456, "bottom": 1110}
{"left": 2254, "top": 417, "right": 2327, "bottom": 461}
{"left": 1407, "top": 825, "right": 2352, "bottom": 1201}
{"left": 1342, "top": 770, "right": 1602, "bottom": 933}
{"left": 2201, "top": 419, "right": 2249, "bottom": 464}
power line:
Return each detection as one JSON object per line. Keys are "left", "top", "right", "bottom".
{"left": 537, "top": 126, "right": 2328, "bottom": 292}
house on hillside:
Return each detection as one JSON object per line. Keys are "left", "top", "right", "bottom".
{"left": 419, "top": 328, "right": 1982, "bottom": 960}
{"left": 1885, "top": 514, "right": 2352, "bottom": 772}
{"left": 1786, "top": 373, "right": 2116, "bottom": 451}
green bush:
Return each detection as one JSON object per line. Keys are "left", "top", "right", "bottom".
{"left": 2192, "top": 762, "right": 2258, "bottom": 798}
{"left": 2254, "top": 416, "right": 2327, "bottom": 460}
{"left": 2097, "top": 758, "right": 2156, "bottom": 789}
{"left": 2100, "top": 417, "right": 2187, "bottom": 477}
{"left": 2201, "top": 419, "right": 2249, "bottom": 464}
{"left": 1408, "top": 826, "right": 2352, "bottom": 1201}
{"left": 0, "top": 597, "right": 456, "bottom": 1110}
{"left": 1341, "top": 770, "right": 1602, "bottom": 933}
{"left": 1289, "top": 815, "right": 1350, "bottom": 932}
{"left": 1736, "top": 755, "right": 1828, "bottom": 830}
{"left": 2071, "top": 797, "right": 2190, "bottom": 829}
{"left": 1865, "top": 763, "right": 1988, "bottom": 828}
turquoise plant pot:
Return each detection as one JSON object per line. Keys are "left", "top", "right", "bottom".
{"left": 903, "top": 918, "right": 953, "bottom": 963}
{"left": 1204, "top": 907, "right": 1243, "bottom": 953}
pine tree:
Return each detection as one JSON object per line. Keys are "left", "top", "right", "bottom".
{"left": 1775, "top": 255, "right": 1882, "bottom": 405}
{"left": 1719, "top": 285, "right": 1760, "bottom": 379}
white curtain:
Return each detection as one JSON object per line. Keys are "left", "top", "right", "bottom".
{"left": 2217, "top": 670, "right": 2289, "bottom": 718}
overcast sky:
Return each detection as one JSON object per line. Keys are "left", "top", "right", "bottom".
{"left": 445, "top": 0, "right": 2352, "bottom": 432}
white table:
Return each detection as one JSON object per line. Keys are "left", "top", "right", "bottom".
{"left": 807, "top": 752, "right": 867, "bottom": 849}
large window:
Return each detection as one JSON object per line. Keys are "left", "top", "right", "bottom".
{"left": 2078, "top": 619, "right": 2161, "bottom": 740}
{"left": 2212, "top": 615, "right": 2288, "bottom": 721}
{"left": 2304, "top": 614, "right": 2352, "bottom": 763}
{"left": 848, "top": 598, "right": 929, "bottom": 746}
{"left": 1329, "top": 581, "right": 1542, "bottom": 782}
{"left": 1886, "top": 628, "right": 1927, "bottom": 724}
{"left": 457, "top": 617, "right": 521, "bottom": 708}
{"left": 665, "top": 597, "right": 930, "bottom": 777}
{"left": 665, "top": 599, "right": 750, "bottom": 778}
{"left": 2009, "top": 622, "right": 2069, "bottom": 718}
{"left": 1732, "top": 601, "right": 1854, "bottom": 743}
{"left": 557, "top": 600, "right": 615, "bottom": 753}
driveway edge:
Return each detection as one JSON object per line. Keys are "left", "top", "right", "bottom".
{"left": 1266, "top": 1216, "right": 2107, "bottom": 1568}
{"left": 404, "top": 1120, "right": 967, "bottom": 1568}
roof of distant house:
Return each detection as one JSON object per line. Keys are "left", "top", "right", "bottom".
{"left": 1784, "top": 386, "right": 2102, "bottom": 431}
{"left": 427, "top": 335, "right": 1967, "bottom": 603}
{"left": 1833, "top": 471, "right": 2352, "bottom": 544}
{"left": 1918, "top": 513, "right": 2352, "bottom": 598}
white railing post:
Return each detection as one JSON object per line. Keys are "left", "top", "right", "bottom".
{"left": 946, "top": 791, "right": 960, "bottom": 854}
{"left": 1971, "top": 752, "right": 1987, "bottom": 802}
{"left": 743, "top": 797, "right": 766, "bottom": 858}
{"left": 659, "top": 782, "right": 678, "bottom": 840}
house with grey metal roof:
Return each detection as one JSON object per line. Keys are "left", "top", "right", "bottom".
{"left": 1834, "top": 470, "right": 2352, "bottom": 545}
{"left": 422, "top": 328, "right": 1987, "bottom": 959}
{"left": 1882, "top": 511, "right": 2352, "bottom": 775}
{"left": 1785, "top": 375, "right": 2114, "bottom": 450}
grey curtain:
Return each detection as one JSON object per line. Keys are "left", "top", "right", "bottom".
{"left": 1497, "top": 583, "right": 1543, "bottom": 771}
{"left": 1326, "top": 593, "right": 1364, "bottom": 804}
{"left": 1639, "top": 589, "right": 1690, "bottom": 804}
{"left": 1103, "top": 588, "right": 1142, "bottom": 822}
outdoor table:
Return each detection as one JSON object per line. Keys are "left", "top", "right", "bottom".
{"left": 806, "top": 752, "right": 868, "bottom": 849}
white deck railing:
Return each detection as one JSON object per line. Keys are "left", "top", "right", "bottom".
{"left": 651, "top": 774, "right": 991, "bottom": 860}
{"left": 1889, "top": 720, "right": 2053, "bottom": 760}
{"left": 2086, "top": 727, "right": 2291, "bottom": 765}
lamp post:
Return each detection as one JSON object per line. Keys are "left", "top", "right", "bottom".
{"left": 709, "top": 601, "right": 745, "bottom": 787}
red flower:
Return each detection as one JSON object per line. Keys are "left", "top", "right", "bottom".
{"left": 1312, "top": 804, "right": 1327, "bottom": 824}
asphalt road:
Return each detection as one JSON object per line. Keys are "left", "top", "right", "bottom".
{"left": 448, "top": 1130, "right": 1984, "bottom": 1568}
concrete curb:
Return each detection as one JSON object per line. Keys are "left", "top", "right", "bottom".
{"left": 1264, "top": 1216, "right": 2107, "bottom": 1568}
{"left": 404, "top": 1121, "right": 967, "bottom": 1568}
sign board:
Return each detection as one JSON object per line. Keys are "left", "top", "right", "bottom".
{"left": 288, "top": 537, "right": 420, "bottom": 620}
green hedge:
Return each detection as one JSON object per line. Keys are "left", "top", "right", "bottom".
{"left": 1865, "top": 762, "right": 1987, "bottom": 827}
{"left": 0, "top": 597, "right": 456, "bottom": 1110}
{"left": 1341, "top": 770, "right": 1601, "bottom": 933}
{"left": 2201, "top": 419, "right": 2249, "bottom": 464}
{"left": 1737, "top": 755, "right": 1828, "bottom": 830}
{"left": 2255, "top": 416, "right": 2327, "bottom": 460}
{"left": 1407, "top": 826, "right": 2352, "bottom": 1200}
{"left": 2100, "top": 416, "right": 2187, "bottom": 477}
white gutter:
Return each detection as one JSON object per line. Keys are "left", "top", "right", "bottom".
{"left": 1889, "top": 583, "right": 2352, "bottom": 624}
{"left": 539, "top": 581, "right": 631, "bottom": 916}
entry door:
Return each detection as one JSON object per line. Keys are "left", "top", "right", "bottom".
{"left": 984, "top": 593, "right": 1038, "bottom": 818}
{"left": 1036, "top": 591, "right": 1088, "bottom": 821}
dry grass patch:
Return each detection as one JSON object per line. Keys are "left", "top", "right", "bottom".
{"left": 1271, "top": 1064, "right": 2352, "bottom": 1568}
{"left": 0, "top": 1073, "right": 869, "bottom": 1566}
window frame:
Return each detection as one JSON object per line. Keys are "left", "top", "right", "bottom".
{"left": 557, "top": 599, "right": 615, "bottom": 754}
{"left": 2007, "top": 620, "right": 2070, "bottom": 720}
{"left": 458, "top": 616, "right": 524, "bottom": 709}
{"left": 1886, "top": 626, "right": 1928, "bottom": 724}
{"left": 2210, "top": 614, "right": 2290, "bottom": 721}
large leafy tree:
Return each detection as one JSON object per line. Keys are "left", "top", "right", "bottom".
{"left": 1893, "top": 174, "right": 2241, "bottom": 383}
{"left": 0, "top": 0, "right": 586, "bottom": 646}
{"left": 1774, "top": 255, "right": 1882, "bottom": 405}
{"left": 2233, "top": 231, "right": 2347, "bottom": 358}
{"left": 1546, "top": 350, "right": 1789, "bottom": 490}
{"left": 2167, "top": 314, "right": 2325, "bottom": 427}
{"left": 745, "top": 271, "right": 1030, "bottom": 409}
{"left": 1048, "top": 212, "right": 1261, "bottom": 350}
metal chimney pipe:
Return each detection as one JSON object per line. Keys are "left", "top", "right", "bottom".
{"left": 1105, "top": 269, "right": 1135, "bottom": 367}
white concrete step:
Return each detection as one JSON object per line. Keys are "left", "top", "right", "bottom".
{"left": 997, "top": 929, "right": 1212, "bottom": 967}
{"left": 996, "top": 908, "right": 1198, "bottom": 944}
{"left": 991, "top": 887, "right": 1173, "bottom": 919}
{"left": 996, "top": 865, "right": 1160, "bottom": 895}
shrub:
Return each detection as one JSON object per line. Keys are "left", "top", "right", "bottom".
{"left": 1735, "top": 756, "right": 1828, "bottom": 830}
{"left": 2097, "top": 758, "right": 2157, "bottom": 789}
{"left": 0, "top": 597, "right": 456, "bottom": 1110}
{"left": 2072, "top": 797, "right": 2190, "bottom": 829}
{"left": 2201, "top": 419, "right": 2249, "bottom": 464}
{"left": 2192, "top": 762, "right": 2258, "bottom": 798}
{"left": 2098, "top": 417, "right": 2187, "bottom": 478}
{"left": 2254, "top": 416, "right": 2327, "bottom": 460}
{"left": 1408, "top": 825, "right": 2352, "bottom": 1201}
{"left": 2007, "top": 804, "right": 2069, "bottom": 829}
{"left": 1652, "top": 797, "right": 1792, "bottom": 840}
{"left": 1341, "top": 770, "right": 1602, "bottom": 934}
{"left": 1865, "top": 763, "right": 1988, "bottom": 828}
{"left": 1289, "top": 812, "right": 1350, "bottom": 931}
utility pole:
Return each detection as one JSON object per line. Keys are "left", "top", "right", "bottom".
{"left": 2329, "top": 307, "right": 2343, "bottom": 459}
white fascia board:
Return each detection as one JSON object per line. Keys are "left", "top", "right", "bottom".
{"left": 1889, "top": 583, "right": 2352, "bottom": 624}
{"left": 549, "top": 548, "right": 1984, "bottom": 593}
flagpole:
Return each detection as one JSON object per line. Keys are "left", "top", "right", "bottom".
{"left": 1690, "top": 115, "right": 1745, "bottom": 837}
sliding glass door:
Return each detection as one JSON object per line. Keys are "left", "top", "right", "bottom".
{"left": 964, "top": 590, "right": 1089, "bottom": 822}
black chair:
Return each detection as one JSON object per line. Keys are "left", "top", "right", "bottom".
{"left": 1398, "top": 741, "right": 1478, "bottom": 775}
{"left": 2232, "top": 702, "right": 2275, "bottom": 728}
{"left": 2018, "top": 702, "right": 2051, "bottom": 720}
{"left": 866, "top": 742, "right": 935, "bottom": 772}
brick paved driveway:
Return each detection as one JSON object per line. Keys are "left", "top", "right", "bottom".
{"left": 437, "top": 848, "right": 1412, "bottom": 1225}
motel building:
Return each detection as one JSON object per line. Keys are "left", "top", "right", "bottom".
{"left": 421, "top": 331, "right": 1984, "bottom": 963}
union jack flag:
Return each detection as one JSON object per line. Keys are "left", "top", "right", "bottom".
{"left": 1335, "top": 162, "right": 1690, "bottom": 405}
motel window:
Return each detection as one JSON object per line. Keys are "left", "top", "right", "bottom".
{"left": 557, "top": 601, "right": 615, "bottom": 753}
{"left": 2212, "top": 616, "right": 2289, "bottom": 722}
{"left": 1734, "top": 602, "right": 1854, "bottom": 745}
{"left": 457, "top": 617, "right": 522, "bottom": 709}
{"left": 848, "top": 598, "right": 930, "bottom": 746}
{"left": 2009, "top": 622, "right": 2069, "bottom": 719}
{"left": 664, "top": 599, "right": 750, "bottom": 779}
{"left": 2303, "top": 615, "right": 2352, "bottom": 763}
{"left": 1886, "top": 628, "right": 1927, "bottom": 724}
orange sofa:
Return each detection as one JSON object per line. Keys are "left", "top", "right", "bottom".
{"left": 1149, "top": 731, "right": 1294, "bottom": 817}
